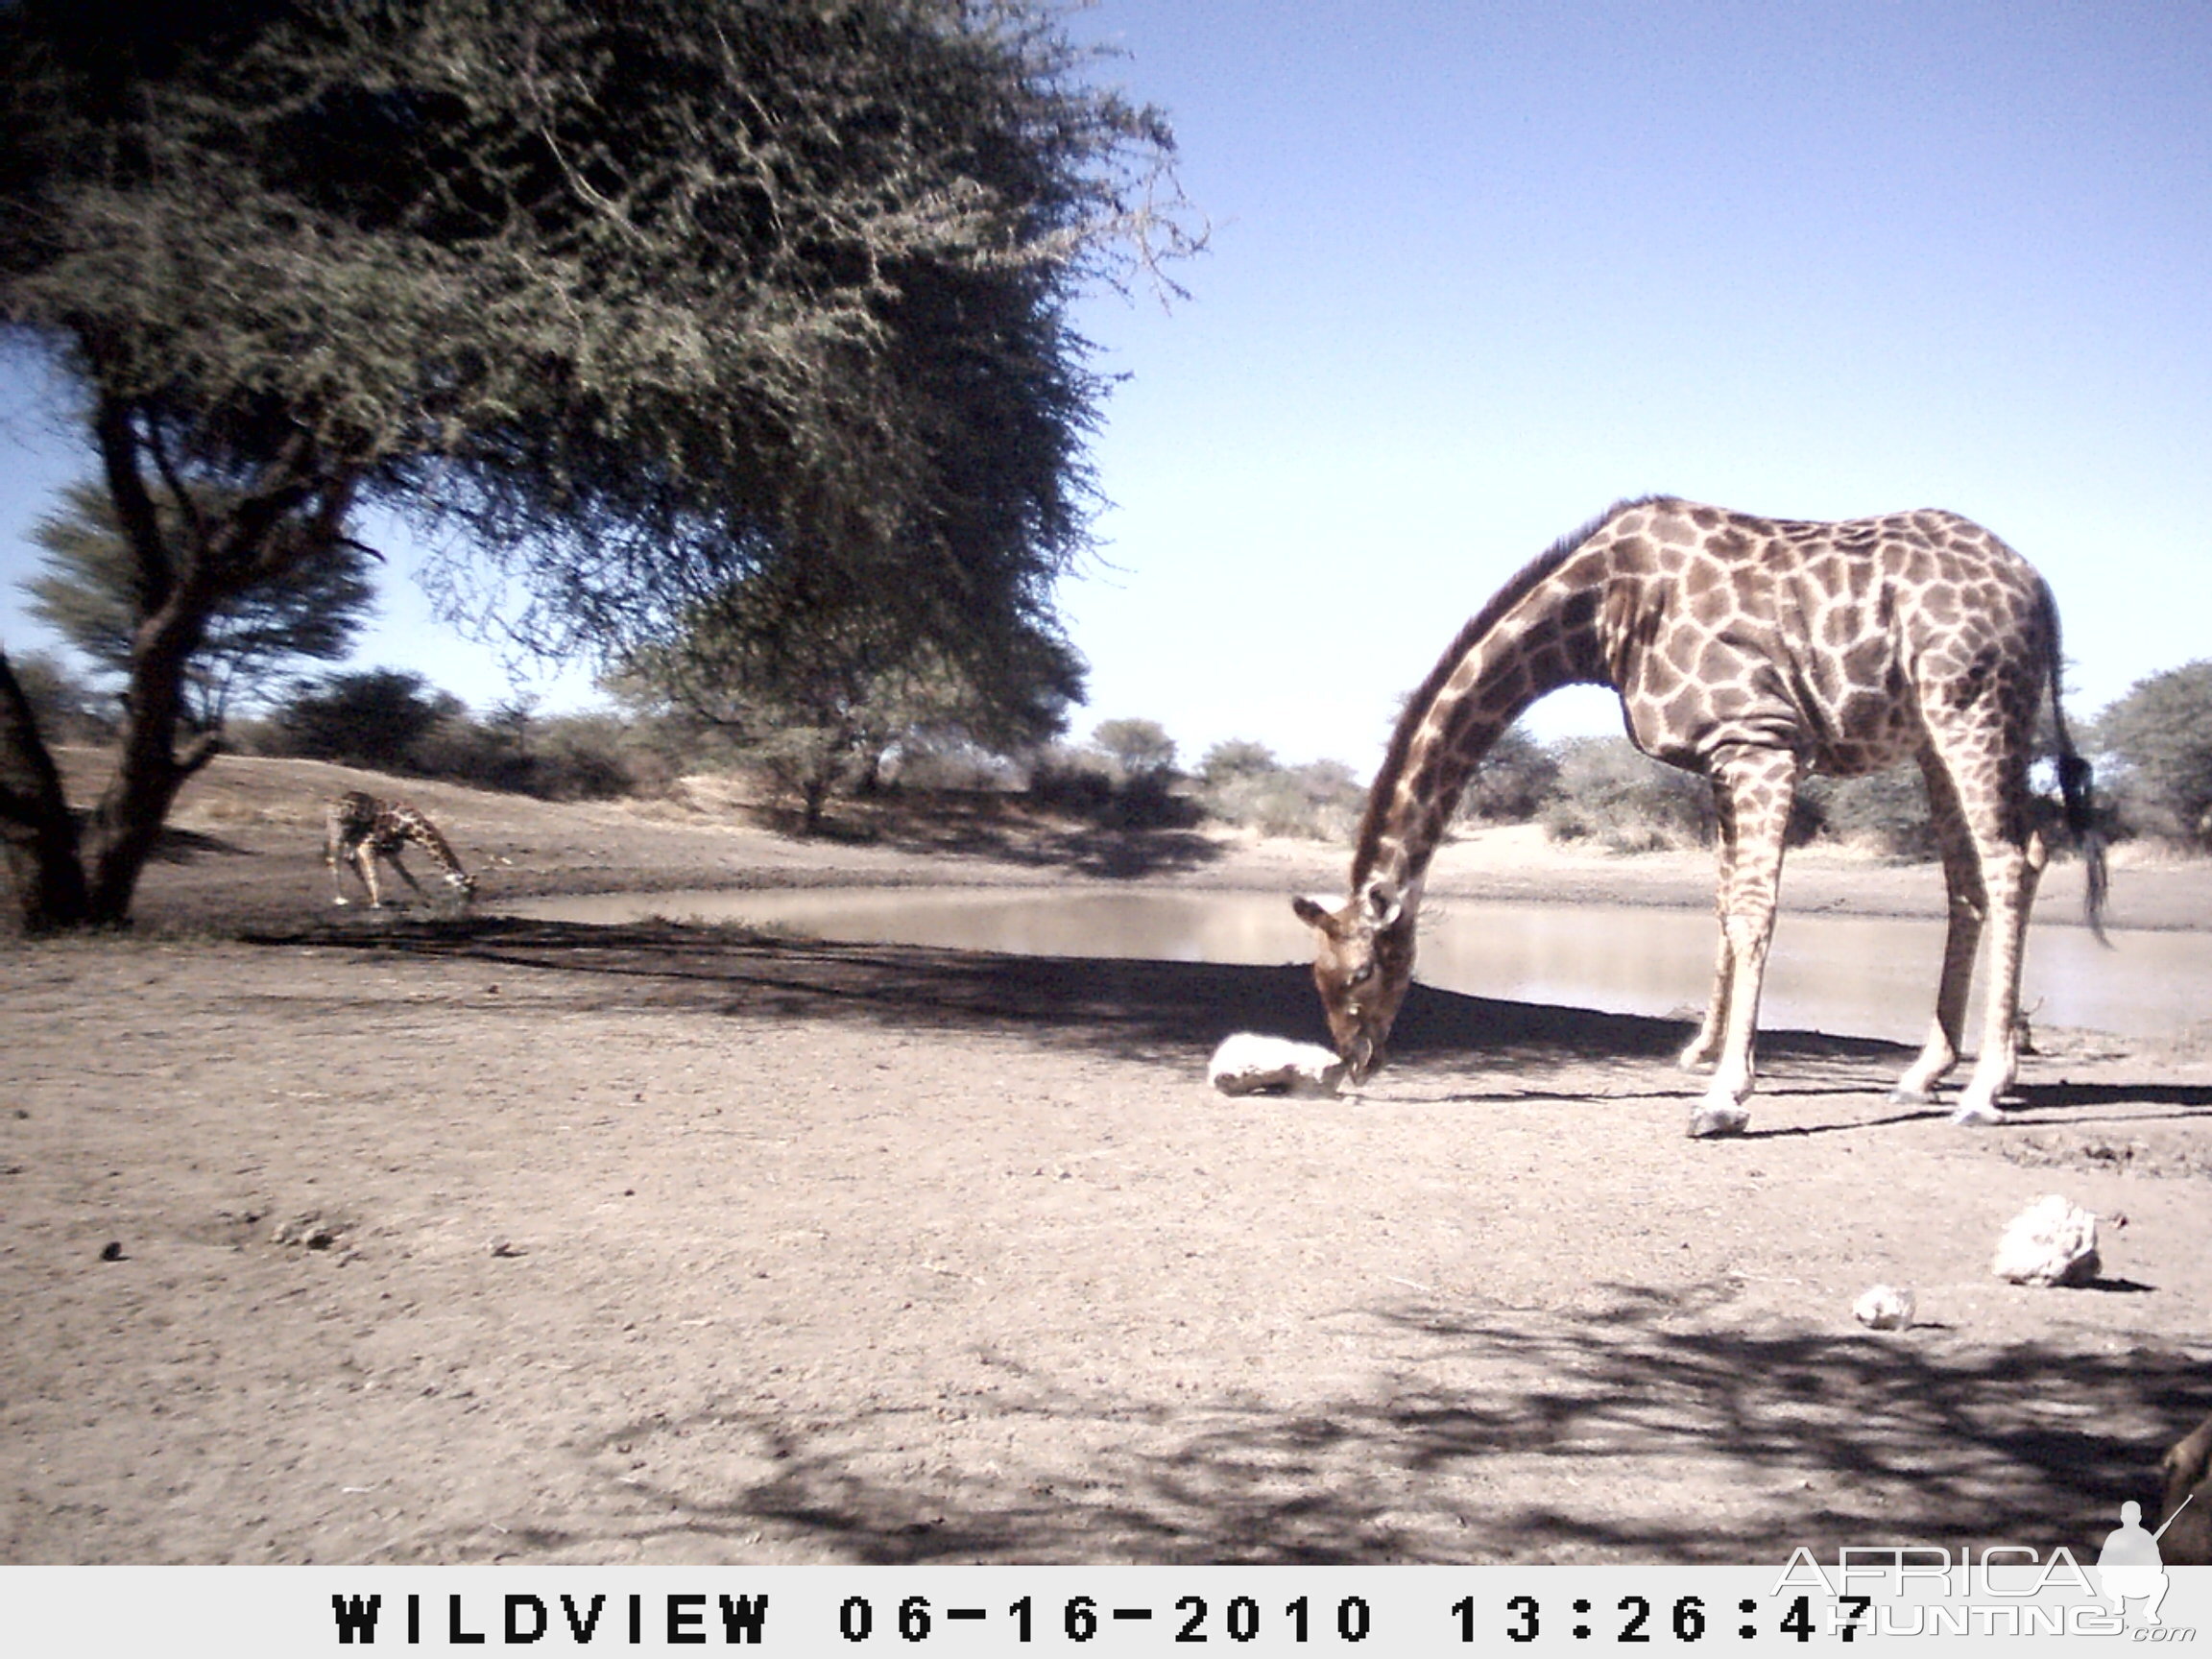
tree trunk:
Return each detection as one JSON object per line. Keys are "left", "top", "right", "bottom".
{"left": 800, "top": 771, "right": 830, "bottom": 836}
{"left": 0, "top": 650, "right": 91, "bottom": 933}
{"left": 80, "top": 589, "right": 222, "bottom": 926}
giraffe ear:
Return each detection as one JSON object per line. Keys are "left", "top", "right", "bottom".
{"left": 1359, "top": 878, "right": 1403, "bottom": 930}
{"left": 1291, "top": 894, "right": 1340, "bottom": 936}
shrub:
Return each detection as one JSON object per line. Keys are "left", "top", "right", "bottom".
{"left": 1808, "top": 763, "right": 1936, "bottom": 859}
{"left": 1541, "top": 738, "right": 1716, "bottom": 852}
{"left": 6, "top": 650, "right": 116, "bottom": 744}
{"left": 1196, "top": 738, "right": 1278, "bottom": 788}
{"left": 265, "top": 673, "right": 639, "bottom": 800}
{"left": 2096, "top": 661, "right": 2212, "bottom": 848}
{"left": 270, "top": 669, "right": 456, "bottom": 773}
{"left": 1193, "top": 746, "right": 1364, "bottom": 841}
{"left": 1457, "top": 723, "right": 1559, "bottom": 824}
{"left": 1087, "top": 717, "right": 1178, "bottom": 781}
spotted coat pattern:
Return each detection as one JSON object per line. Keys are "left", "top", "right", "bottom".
{"left": 324, "top": 791, "right": 476, "bottom": 909}
{"left": 1293, "top": 496, "right": 2104, "bottom": 1136}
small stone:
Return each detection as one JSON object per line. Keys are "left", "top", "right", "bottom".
{"left": 272, "top": 1213, "right": 342, "bottom": 1250}
{"left": 1852, "top": 1284, "right": 1915, "bottom": 1330}
{"left": 1207, "top": 1032, "right": 1345, "bottom": 1097}
{"left": 98, "top": 1240, "right": 125, "bottom": 1262}
{"left": 1991, "top": 1194, "right": 2101, "bottom": 1286}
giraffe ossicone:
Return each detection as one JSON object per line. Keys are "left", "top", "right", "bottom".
{"left": 324, "top": 790, "right": 477, "bottom": 910}
{"left": 1294, "top": 496, "right": 2106, "bottom": 1138}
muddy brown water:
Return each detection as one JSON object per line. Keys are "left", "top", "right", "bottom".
{"left": 501, "top": 888, "right": 2204, "bottom": 1042}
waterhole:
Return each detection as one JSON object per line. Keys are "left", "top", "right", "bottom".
{"left": 502, "top": 887, "right": 2203, "bottom": 1043}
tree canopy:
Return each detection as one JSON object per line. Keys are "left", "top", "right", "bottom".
{"left": 615, "top": 565, "right": 1086, "bottom": 830}
{"left": 2097, "top": 661, "right": 2212, "bottom": 847}
{"left": 0, "top": 0, "right": 1191, "bottom": 927}
{"left": 25, "top": 480, "right": 376, "bottom": 730}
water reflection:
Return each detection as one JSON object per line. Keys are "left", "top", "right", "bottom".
{"left": 502, "top": 887, "right": 2203, "bottom": 1042}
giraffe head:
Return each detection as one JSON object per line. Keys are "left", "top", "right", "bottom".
{"left": 1290, "top": 878, "right": 1417, "bottom": 1084}
{"left": 448, "top": 869, "right": 479, "bottom": 902}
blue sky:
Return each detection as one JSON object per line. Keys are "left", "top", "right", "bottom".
{"left": 4, "top": 1, "right": 2207, "bottom": 771}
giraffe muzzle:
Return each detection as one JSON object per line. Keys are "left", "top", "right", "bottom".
{"left": 1342, "top": 1033, "right": 1382, "bottom": 1084}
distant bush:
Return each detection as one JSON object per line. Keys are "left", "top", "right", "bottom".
{"left": 6, "top": 650, "right": 116, "bottom": 744}
{"left": 1024, "top": 740, "right": 1197, "bottom": 830}
{"left": 1200, "top": 753, "right": 1365, "bottom": 841}
{"left": 1804, "top": 764, "right": 1936, "bottom": 859}
{"left": 1457, "top": 723, "right": 1559, "bottom": 825}
{"left": 1196, "top": 738, "right": 1279, "bottom": 788}
{"left": 2096, "top": 661, "right": 2212, "bottom": 849}
{"left": 1087, "top": 717, "right": 1178, "bottom": 781}
{"left": 270, "top": 668, "right": 455, "bottom": 773}
{"left": 261, "top": 670, "right": 638, "bottom": 800}
{"left": 885, "top": 738, "right": 1022, "bottom": 792}
{"left": 517, "top": 712, "right": 644, "bottom": 801}
{"left": 1541, "top": 738, "right": 1716, "bottom": 852}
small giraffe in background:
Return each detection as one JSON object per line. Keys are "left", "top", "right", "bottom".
{"left": 324, "top": 790, "right": 477, "bottom": 909}
{"left": 1296, "top": 496, "right": 2104, "bottom": 1137}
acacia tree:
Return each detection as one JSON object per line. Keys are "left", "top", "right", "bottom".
{"left": 0, "top": 0, "right": 1191, "bottom": 929}
{"left": 25, "top": 480, "right": 376, "bottom": 732}
{"left": 618, "top": 566, "right": 1085, "bottom": 831}
{"left": 2097, "top": 661, "right": 2212, "bottom": 847}
{"left": 1089, "top": 717, "right": 1177, "bottom": 780}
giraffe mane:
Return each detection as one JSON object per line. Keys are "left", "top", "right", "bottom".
{"left": 1350, "top": 496, "right": 1664, "bottom": 878}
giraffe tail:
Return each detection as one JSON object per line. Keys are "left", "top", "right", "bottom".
{"left": 2057, "top": 751, "right": 2109, "bottom": 945}
{"left": 2045, "top": 593, "right": 2109, "bottom": 945}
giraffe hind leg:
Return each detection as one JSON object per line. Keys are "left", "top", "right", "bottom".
{"left": 1891, "top": 747, "right": 1984, "bottom": 1104}
{"left": 1922, "top": 708, "right": 2045, "bottom": 1125}
{"left": 1679, "top": 771, "right": 1740, "bottom": 1073}
{"left": 1949, "top": 820, "right": 2044, "bottom": 1125}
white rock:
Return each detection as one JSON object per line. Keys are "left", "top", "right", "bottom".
{"left": 1991, "top": 1194, "right": 2102, "bottom": 1286}
{"left": 1852, "top": 1284, "right": 1916, "bottom": 1330}
{"left": 1207, "top": 1032, "right": 1345, "bottom": 1097}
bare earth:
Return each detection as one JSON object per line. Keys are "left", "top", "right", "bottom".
{"left": 4, "top": 753, "right": 2209, "bottom": 1565}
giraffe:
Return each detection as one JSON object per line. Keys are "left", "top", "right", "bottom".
{"left": 324, "top": 790, "right": 477, "bottom": 909}
{"left": 1292, "top": 496, "right": 2105, "bottom": 1138}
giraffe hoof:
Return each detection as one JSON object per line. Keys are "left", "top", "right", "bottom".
{"left": 1948, "top": 1101, "right": 2004, "bottom": 1127}
{"left": 1687, "top": 1102, "right": 1750, "bottom": 1139}
{"left": 1888, "top": 1086, "right": 1937, "bottom": 1106}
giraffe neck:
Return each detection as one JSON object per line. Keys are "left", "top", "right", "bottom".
{"left": 1352, "top": 572, "right": 1607, "bottom": 900}
{"left": 391, "top": 809, "right": 468, "bottom": 882}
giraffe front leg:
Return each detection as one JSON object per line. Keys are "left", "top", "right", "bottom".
{"left": 1687, "top": 906, "right": 1771, "bottom": 1138}
{"left": 1678, "top": 926, "right": 1732, "bottom": 1071}
{"left": 1686, "top": 748, "right": 1798, "bottom": 1140}
{"left": 385, "top": 852, "right": 428, "bottom": 904}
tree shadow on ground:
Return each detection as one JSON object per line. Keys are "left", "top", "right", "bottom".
{"left": 242, "top": 919, "right": 2212, "bottom": 1118}
{"left": 244, "top": 917, "right": 1688, "bottom": 1069}
{"left": 149, "top": 824, "right": 255, "bottom": 863}
{"left": 417, "top": 1285, "right": 2212, "bottom": 1565}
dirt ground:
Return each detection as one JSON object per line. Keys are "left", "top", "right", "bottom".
{"left": 4, "top": 753, "right": 2209, "bottom": 1565}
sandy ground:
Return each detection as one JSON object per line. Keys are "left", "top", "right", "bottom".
{"left": 3, "top": 753, "right": 2208, "bottom": 1564}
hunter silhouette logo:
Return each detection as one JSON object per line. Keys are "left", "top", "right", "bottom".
{"left": 2099, "top": 1493, "right": 2196, "bottom": 1627}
